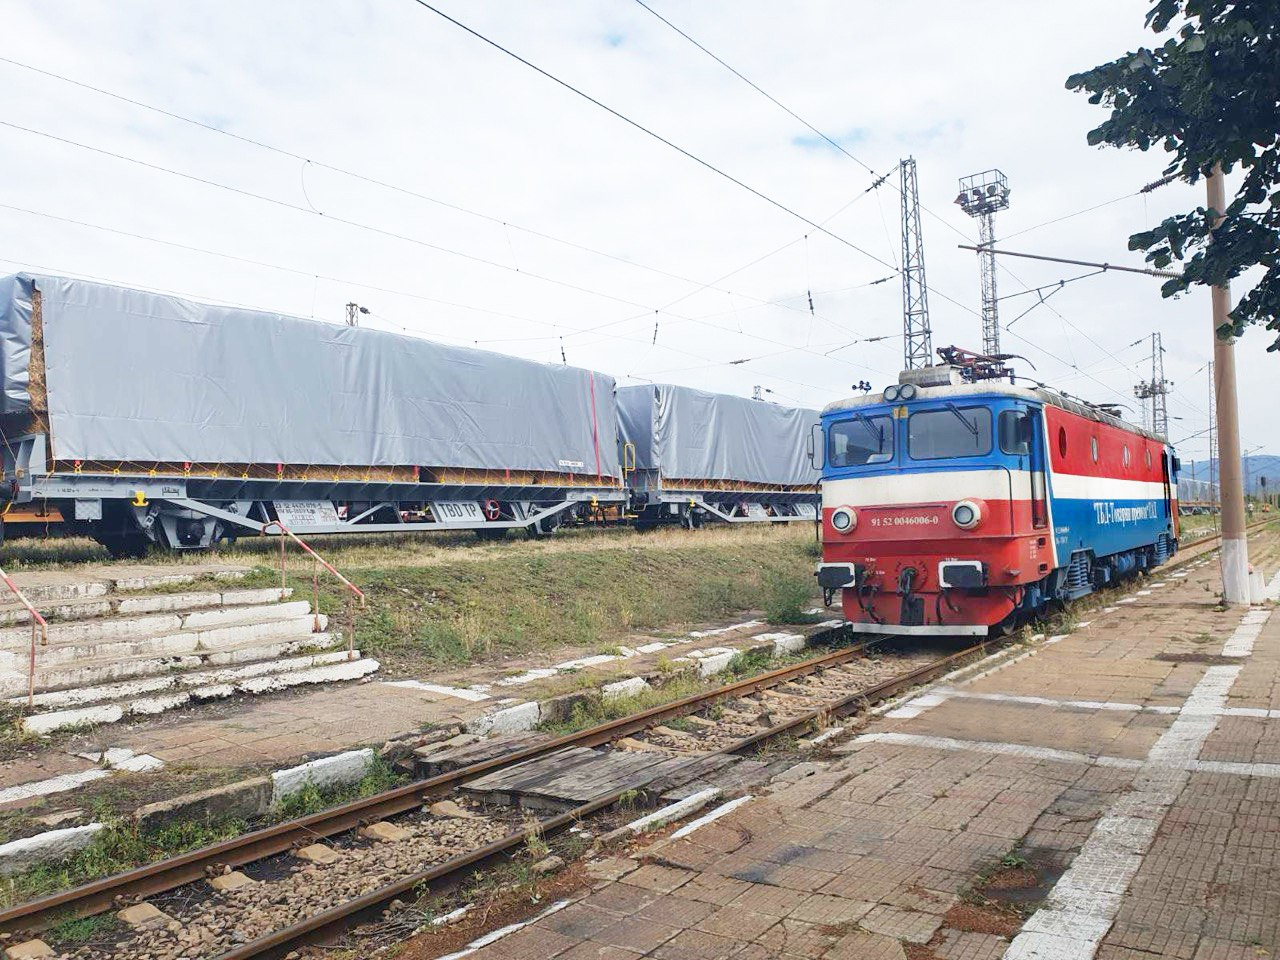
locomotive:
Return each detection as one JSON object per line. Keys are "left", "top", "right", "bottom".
{"left": 814, "top": 366, "right": 1180, "bottom": 635}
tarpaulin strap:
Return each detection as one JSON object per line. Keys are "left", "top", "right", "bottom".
{"left": 589, "top": 372, "right": 602, "bottom": 480}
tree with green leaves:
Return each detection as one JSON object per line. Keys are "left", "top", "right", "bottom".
{"left": 1067, "top": 1, "right": 1279, "bottom": 349}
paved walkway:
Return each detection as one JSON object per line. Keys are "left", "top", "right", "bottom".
{"left": 449, "top": 534, "right": 1280, "bottom": 960}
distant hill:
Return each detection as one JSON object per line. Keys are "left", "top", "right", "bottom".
{"left": 1182, "top": 455, "right": 1280, "bottom": 495}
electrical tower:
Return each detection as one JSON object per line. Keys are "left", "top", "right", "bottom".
{"left": 345, "top": 302, "right": 368, "bottom": 327}
{"left": 955, "top": 170, "right": 1011, "bottom": 356}
{"left": 899, "top": 157, "right": 932, "bottom": 369}
{"left": 1132, "top": 332, "right": 1172, "bottom": 439}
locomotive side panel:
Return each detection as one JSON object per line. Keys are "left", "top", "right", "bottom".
{"left": 1043, "top": 405, "right": 1177, "bottom": 564}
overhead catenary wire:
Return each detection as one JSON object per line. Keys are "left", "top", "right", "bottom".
{"left": 0, "top": 203, "right": 880, "bottom": 395}
{"left": 0, "top": 53, "right": 829, "bottom": 312}
{"left": 0, "top": 119, "right": 662, "bottom": 314}
{"left": 0, "top": 53, "right": 907, "bottom": 364}
{"left": 631, "top": 0, "right": 879, "bottom": 176}
{"left": 2, "top": 32, "right": 967, "bottom": 373}
{"left": 1, "top": 119, "right": 899, "bottom": 380}
{"left": 401, "top": 0, "right": 899, "bottom": 273}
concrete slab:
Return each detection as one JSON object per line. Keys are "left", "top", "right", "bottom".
{"left": 270, "top": 748, "right": 374, "bottom": 805}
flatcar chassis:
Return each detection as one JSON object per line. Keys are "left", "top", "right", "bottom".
{"left": 2, "top": 434, "right": 625, "bottom": 551}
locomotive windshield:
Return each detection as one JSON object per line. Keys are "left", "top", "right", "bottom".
{"left": 908, "top": 406, "right": 993, "bottom": 460}
{"left": 828, "top": 414, "right": 893, "bottom": 467}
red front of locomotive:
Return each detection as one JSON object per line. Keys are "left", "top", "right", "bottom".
{"left": 815, "top": 384, "right": 1055, "bottom": 635}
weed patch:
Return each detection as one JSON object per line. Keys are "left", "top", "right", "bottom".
{"left": 764, "top": 574, "right": 821, "bottom": 625}
{"left": 270, "top": 757, "right": 404, "bottom": 820}
{"left": 536, "top": 674, "right": 705, "bottom": 736}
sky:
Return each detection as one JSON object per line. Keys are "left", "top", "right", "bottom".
{"left": 0, "top": 0, "right": 1273, "bottom": 467}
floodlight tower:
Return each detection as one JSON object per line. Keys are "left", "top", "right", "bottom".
{"left": 899, "top": 157, "right": 932, "bottom": 370}
{"left": 955, "top": 170, "right": 1011, "bottom": 356}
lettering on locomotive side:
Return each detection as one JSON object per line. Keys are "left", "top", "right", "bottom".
{"left": 868, "top": 514, "right": 940, "bottom": 527}
{"left": 1091, "top": 501, "right": 1158, "bottom": 525}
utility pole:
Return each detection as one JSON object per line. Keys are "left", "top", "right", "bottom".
{"left": 955, "top": 170, "right": 1011, "bottom": 356}
{"left": 1133, "top": 332, "right": 1172, "bottom": 439}
{"left": 900, "top": 157, "right": 932, "bottom": 369}
{"left": 1207, "top": 165, "right": 1249, "bottom": 603}
{"left": 1207, "top": 359, "right": 1219, "bottom": 514}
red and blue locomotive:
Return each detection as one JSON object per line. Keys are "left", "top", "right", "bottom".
{"left": 815, "top": 368, "right": 1180, "bottom": 635}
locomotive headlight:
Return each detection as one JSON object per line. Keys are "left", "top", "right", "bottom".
{"left": 951, "top": 499, "right": 984, "bottom": 530}
{"left": 897, "top": 383, "right": 918, "bottom": 401}
{"left": 830, "top": 506, "right": 857, "bottom": 534}
{"left": 883, "top": 385, "right": 901, "bottom": 402}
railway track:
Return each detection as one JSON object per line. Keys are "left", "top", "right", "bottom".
{"left": 3, "top": 522, "right": 1265, "bottom": 959}
{"left": 1, "top": 636, "right": 992, "bottom": 960}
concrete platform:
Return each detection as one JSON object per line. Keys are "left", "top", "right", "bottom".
{"left": 448, "top": 533, "right": 1280, "bottom": 960}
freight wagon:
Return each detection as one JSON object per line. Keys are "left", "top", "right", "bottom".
{"left": 0, "top": 275, "right": 626, "bottom": 555}
{"left": 617, "top": 384, "right": 819, "bottom": 528}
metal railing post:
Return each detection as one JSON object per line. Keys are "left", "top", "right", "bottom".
{"left": 261, "top": 521, "right": 364, "bottom": 658}
{"left": 0, "top": 565, "right": 50, "bottom": 709}
{"left": 312, "top": 556, "right": 321, "bottom": 633}
{"left": 347, "top": 596, "right": 356, "bottom": 661}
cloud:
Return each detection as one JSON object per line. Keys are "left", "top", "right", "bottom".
{"left": 792, "top": 128, "right": 870, "bottom": 153}
{"left": 0, "top": 0, "right": 1269, "bottom": 458}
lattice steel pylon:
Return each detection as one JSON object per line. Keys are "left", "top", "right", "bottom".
{"left": 955, "top": 170, "right": 1011, "bottom": 356}
{"left": 899, "top": 157, "right": 932, "bottom": 370}
{"left": 1133, "top": 332, "right": 1172, "bottom": 439}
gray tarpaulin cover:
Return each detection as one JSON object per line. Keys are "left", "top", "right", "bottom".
{"left": 0, "top": 275, "right": 620, "bottom": 476}
{"left": 617, "top": 384, "right": 818, "bottom": 487}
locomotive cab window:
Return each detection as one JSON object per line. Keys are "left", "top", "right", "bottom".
{"left": 908, "top": 406, "right": 992, "bottom": 460}
{"left": 828, "top": 414, "right": 893, "bottom": 467}
{"left": 998, "top": 410, "right": 1031, "bottom": 456}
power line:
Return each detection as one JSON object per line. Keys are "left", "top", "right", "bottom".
{"left": 631, "top": 0, "right": 877, "bottom": 175}
{"left": 0, "top": 54, "right": 868, "bottom": 323}
{"left": 0, "top": 55, "right": 908, "bottom": 360}
{"left": 402, "top": 0, "right": 898, "bottom": 272}
{"left": 1, "top": 197, "right": 888, "bottom": 395}
{"left": 1000, "top": 191, "right": 1140, "bottom": 243}
{"left": 0, "top": 119, "right": 665, "bottom": 314}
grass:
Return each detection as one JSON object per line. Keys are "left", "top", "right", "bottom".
{"left": 1, "top": 524, "right": 821, "bottom": 673}
{"left": 2, "top": 758, "right": 407, "bottom": 914}
{"left": 269, "top": 757, "right": 405, "bottom": 820}
{"left": 536, "top": 673, "right": 706, "bottom": 737}
{"left": 47, "top": 911, "right": 121, "bottom": 945}
{"left": 300, "top": 525, "right": 821, "bottom": 672}
{"left": 764, "top": 574, "right": 821, "bottom": 625}
{"left": 1, "top": 816, "right": 249, "bottom": 912}
{"left": 535, "top": 638, "right": 830, "bottom": 738}
{"left": 1180, "top": 513, "right": 1221, "bottom": 543}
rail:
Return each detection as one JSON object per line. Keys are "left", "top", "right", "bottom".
{"left": 0, "top": 565, "right": 49, "bottom": 708}
{"left": 262, "top": 521, "right": 365, "bottom": 659}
